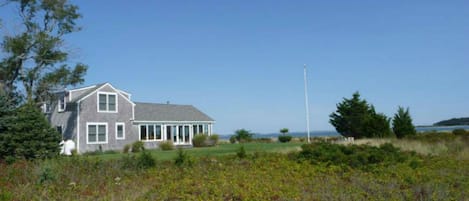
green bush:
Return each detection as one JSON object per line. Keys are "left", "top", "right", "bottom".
{"left": 192, "top": 134, "right": 208, "bottom": 147}
{"left": 131, "top": 141, "right": 145, "bottom": 153}
{"left": 253, "top": 138, "right": 273, "bottom": 143}
{"left": 237, "top": 145, "right": 247, "bottom": 159}
{"left": 233, "top": 129, "right": 254, "bottom": 143}
{"left": 297, "top": 142, "right": 415, "bottom": 170}
{"left": 159, "top": 141, "right": 174, "bottom": 151}
{"left": 174, "top": 148, "right": 193, "bottom": 167}
{"left": 209, "top": 134, "right": 220, "bottom": 145}
{"left": 229, "top": 136, "right": 237, "bottom": 144}
{"left": 278, "top": 135, "right": 292, "bottom": 143}
{"left": 137, "top": 151, "right": 156, "bottom": 169}
{"left": 0, "top": 102, "right": 61, "bottom": 161}
{"left": 123, "top": 144, "right": 131, "bottom": 153}
{"left": 452, "top": 129, "right": 467, "bottom": 136}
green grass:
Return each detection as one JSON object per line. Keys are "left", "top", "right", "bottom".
{"left": 90, "top": 142, "right": 303, "bottom": 160}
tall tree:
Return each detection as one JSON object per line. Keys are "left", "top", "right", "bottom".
{"left": 0, "top": 0, "right": 87, "bottom": 103}
{"left": 330, "top": 92, "right": 373, "bottom": 138}
{"left": 330, "top": 92, "right": 392, "bottom": 139}
{"left": 392, "top": 106, "right": 416, "bottom": 138}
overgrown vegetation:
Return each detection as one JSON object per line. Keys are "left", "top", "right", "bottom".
{"left": 1, "top": 137, "right": 468, "bottom": 200}
{"left": 192, "top": 134, "right": 219, "bottom": 147}
{"left": 159, "top": 141, "right": 174, "bottom": 151}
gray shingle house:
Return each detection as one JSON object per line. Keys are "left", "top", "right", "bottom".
{"left": 45, "top": 83, "right": 214, "bottom": 153}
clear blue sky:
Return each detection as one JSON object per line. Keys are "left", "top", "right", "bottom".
{"left": 2, "top": 1, "right": 468, "bottom": 134}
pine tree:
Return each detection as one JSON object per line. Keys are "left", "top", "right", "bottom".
{"left": 392, "top": 107, "right": 416, "bottom": 138}
{"left": 330, "top": 92, "right": 392, "bottom": 139}
{"left": 0, "top": 102, "right": 61, "bottom": 161}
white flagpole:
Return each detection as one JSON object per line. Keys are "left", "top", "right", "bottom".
{"left": 303, "top": 64, "right": 311, "bottom": 143}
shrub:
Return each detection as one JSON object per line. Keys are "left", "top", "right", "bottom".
{"left": 123, "top": 144, "right": 131, "bottom": 153}
{"left": 229, "top": 136, "right": 237, "bottom": 144}
{"left": 452, "top": 129, "right": 467, "bottom": 136}
{"left": 237, "top": 145, "right": 247, "bottom": 159}
{"left": 159, "top": 141, "right": 174, "bottom": 151}
{"left": 131, "top": 141, "right": 145, "bottom": 153}
{"left": 253, "top": 138, "right": 273, "bottom": 143}
{"left": 192, "top": 134, "right": 208, "bottom": 147}
{"left": 297, "top": 142, "right": 415, "bottom": 170}
{"left": 174, "top": 148, "right": 193, "bottom": 167}
{"left": 137, "top": 151, "right": 156, "bottom": 169}
{"left": 209, "top": 134, "right": 220, "bottom": 145}
{"left": 233, "top": 129, "right": 254, "bottom": 143}
{"left": 278, "top": 135, "right": 292, "bottom": 143}
{"left": 0, "top": 102, "right": 61, "bottom": 161}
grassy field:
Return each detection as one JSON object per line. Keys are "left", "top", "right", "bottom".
{"left": 89, "top": 142, "right": 303, "bottom": 160}
{"left": 1, "top": 133, "right": 468, "bottom": 200}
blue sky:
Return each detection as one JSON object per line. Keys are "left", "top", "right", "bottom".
{"left": 1, "top": 1, "right": 468, "bottom": 134}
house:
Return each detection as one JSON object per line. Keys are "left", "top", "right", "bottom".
{"left": 45, "top": 83, "right": 215, "bottom": 153}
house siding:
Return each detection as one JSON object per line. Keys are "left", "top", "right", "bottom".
{"left": 77, "top": 85, "right": 137, "bottom": 152}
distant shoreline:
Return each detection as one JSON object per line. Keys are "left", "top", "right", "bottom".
{"left": 219, "top": 125, "right": 469, "bottom": 139}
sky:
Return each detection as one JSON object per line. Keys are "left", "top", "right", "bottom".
{"left": 1, "top": 1, "right": 468, "bottom": 134}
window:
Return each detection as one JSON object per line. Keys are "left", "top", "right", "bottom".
{"left": 116, "top": 123, "right": 125, "bottom": 140}
{"left": 56, "top": 126, "right": 63, "bottom": 134}
{"left": 98, "top": 92, "right": 117, "bottom": 112}
{"left": 140, "top": 124, "right": 163, "bottom": 141}
{"left": 155, "top": 125, "right": 162, "bottom": 140}
{"left": 58, "top": 96, "right": 66, "bottom": 112}
{"left": 42, "top": 103, "right": 51, "bottom": 113}
{"left": 87, "top": 123, "right": 107, "bottom": 144}
{"left": 140, "top": 125, "right": 147, "bottom": 140}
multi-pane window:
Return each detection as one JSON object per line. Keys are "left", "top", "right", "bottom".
{"left": 140, "top": 124, "right": 163, "bottom": 141}
{"left": 58, "top": 95, "right": 66, "bottom": 112}
{"left": 98, "top": 93, "right": 117, "bottom": 112}
{"left": 116, "top": 123, "right": 125, "bottom": 140}
{"left": 87, "top": 123, "right": 107, "bottom": 144}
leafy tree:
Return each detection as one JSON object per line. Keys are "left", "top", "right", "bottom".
{"left": 233, "top": 129, "right": 254, "bottom": 143}
{"left": 0, "top": 0, "right": 87, "bottom": 103}
{"left": 280, "top": 128, "right": 289, "bottom": 135}
{"left": 330, "top": 92, "right": 392, "bottom": 139}
{"left": 0, "top": 101, "right": 61, "bottom": 161}
{"left": 392, "top": 107, "right": 416, "bottom": 138}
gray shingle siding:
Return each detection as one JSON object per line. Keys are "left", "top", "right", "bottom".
{"left": 47, "top": 83, "right": 215, "bottom": 153}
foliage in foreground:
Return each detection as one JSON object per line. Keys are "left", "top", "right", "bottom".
{"left": 0, "top": 140, "right": 468, "bottom": 200}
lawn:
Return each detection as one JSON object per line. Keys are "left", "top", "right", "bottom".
{"left": 91, "top": 142, "right": 304, "bottom": 161}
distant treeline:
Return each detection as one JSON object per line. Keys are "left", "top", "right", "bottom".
{"left": 434, "top": 117, "right": 469, "bottom": 126}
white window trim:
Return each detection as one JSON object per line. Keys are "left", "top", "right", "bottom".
{"left": 116, "top": 122, "right": 125, "bottom": 140}
{"left": 86, "top": 122, "right": 108, "bottom": 144}
{"left": 97, "top": 92, "right": 118, "bottom": 113}
{"left": 139, "top": 124, "right": 163, "bottom": 142}
{"left": 58, "top": 96, "right": 66, "bottom": 112}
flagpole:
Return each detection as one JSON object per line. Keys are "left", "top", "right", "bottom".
{"left": 303, "top": 64, "right": 311, "bottom": 143}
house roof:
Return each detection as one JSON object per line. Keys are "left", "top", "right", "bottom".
{"left": 69, "top": 83, "right": 107, "bottom": 102}
{"left": 134, "top": 102, "right": 214, "bottom": 122}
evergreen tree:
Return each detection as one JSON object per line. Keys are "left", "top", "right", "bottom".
{"left": 392, "top": 107, "right": 416, "bottom": 138}
{"left": 330, "top": 92, "right": 373, "bottom": 138}
{"left": 330, "top": 92, "right": 392, "bottom": 139}
{"left": 0, "top": 102, "right": 61, "bottom": 161}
